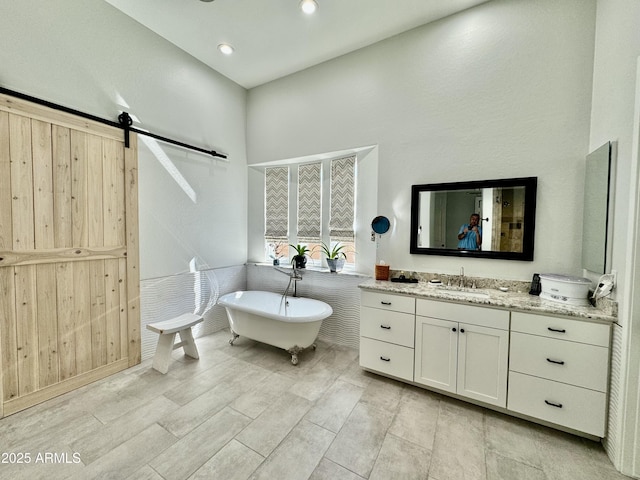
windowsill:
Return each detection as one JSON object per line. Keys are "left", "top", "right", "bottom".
{"left": 248, "top": 262, "right": 370, "bottom": 278}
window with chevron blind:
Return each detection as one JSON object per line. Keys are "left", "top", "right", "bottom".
{"left": 264, "top": 156, "right": 356, "bottom": 266}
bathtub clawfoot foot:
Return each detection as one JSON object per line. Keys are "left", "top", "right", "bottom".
{"left": 229, "top": 331, "right": 240, "bottom": 346}
{"left": 287, "top": 346, "right": 302, "bottom": 366}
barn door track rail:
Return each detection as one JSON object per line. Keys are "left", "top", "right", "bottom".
{"left": 0, "top": 86, "right": 228, "bottom": 159}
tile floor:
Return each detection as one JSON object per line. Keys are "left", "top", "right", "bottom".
{"left": 0, "top": 329, "right": 630, "bottom": 480}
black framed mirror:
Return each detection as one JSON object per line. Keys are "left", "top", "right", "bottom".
{"left": 410, "top": 177, "right": 537, "bottom": 260}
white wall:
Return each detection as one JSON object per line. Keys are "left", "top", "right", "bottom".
{"left": 247, "top": 0, "right": 597, "bottom": 281}
{"left": 0, "top": 0, "right": 248, "bottom": 280}
{"left": 590, "top": 0, "right": 640, "bottom": 476}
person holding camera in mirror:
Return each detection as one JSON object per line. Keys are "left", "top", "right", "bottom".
{"left": 457, "top": 213, "right": 482, "bottom": 250}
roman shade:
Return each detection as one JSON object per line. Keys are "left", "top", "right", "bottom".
{"left": 297, "top": 162, "right": 322, "bottom": 242}
{"left": 329, "top": 155, "right": 356, "bottom": 241}
{"left": 264, "top": 167, "right": 289, "bottom": 241}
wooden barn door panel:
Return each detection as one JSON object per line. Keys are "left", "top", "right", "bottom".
{"left": 0, "top": 95, "right": 140, "bottom": 418}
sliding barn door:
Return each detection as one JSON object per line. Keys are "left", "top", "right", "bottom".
{"left": 0, "top": 93, "right": 140, "bottom": 418}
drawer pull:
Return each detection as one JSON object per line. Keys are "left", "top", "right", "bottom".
{"left": 544, "top": 400, "right": 563, "bottom": 408}
{"left": 380, "top": 356, "right": 391, "bottom": 362}
{"left": 546, "top": 358, "right": 565, "bottom": 365}
{"left": 380, "top": 324, "right": 391, "bottom": 330}
{"left": 547, "top": 327, "right": 566, "bottom": 333}
{"left": 381, "top": 301, "right": 392, "bottom": 306}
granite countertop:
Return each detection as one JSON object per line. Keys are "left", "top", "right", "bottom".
{"left": 358, "top": 279, "right": 616, "bottom": 323}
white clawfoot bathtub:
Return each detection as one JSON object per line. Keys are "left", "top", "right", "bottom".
{"left": 217, "top": 291, "right": 333, "bottom": 365}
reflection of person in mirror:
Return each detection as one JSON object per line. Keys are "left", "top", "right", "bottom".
{"left": 457, "top": 213, "right": 482, "bottom": 250}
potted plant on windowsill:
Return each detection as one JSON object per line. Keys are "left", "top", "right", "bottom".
{"left": 289, "top": 244, "right": 311, "bottom": 269}
{"left": 321, "top": 242, "right": 347, "bottom": 273}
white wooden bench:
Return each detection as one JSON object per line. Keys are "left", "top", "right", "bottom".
{"left": 146, "top": 313, "right": 204, "bottom": 374}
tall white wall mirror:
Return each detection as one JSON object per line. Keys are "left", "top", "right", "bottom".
{"left": 582, "top": 142, "right": 613, "bottom": 274}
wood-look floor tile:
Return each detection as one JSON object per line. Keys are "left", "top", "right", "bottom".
{"left": 304, "top": 379, "right": 364, "bottom": 433}
{"left": 70, "top": 395, "right": 180, "bottom": 465}
{"left": 150, "top": 407, "right": 251, "bottom": 480}
{"left": 308, "top": 458, "right": 366, "bottom": 480}
{"left": 486, "top": 451, "right": 547, "bottom": 480}
{"left": 230, "top": 372, "right": 296, "bottom": 419}
{"left": 249, "top": 420, "right": 334, "bottom": 480}
{"left": 289, "top": 361, "right": 342, "bottom": 402}
{"left": 160, "top": 365, "right": 267, "bottom": 438}
{"left": 324, "top": 402, "right": 395, "bottom": 478}
{"left": 188, "top": 439, "right": 264, "bottom": 480}
{"left": 369, "top": 433, "right": 431, "bottom": 480}
{"left": 235, "top": 392, "right": 312, "bottom": 457}
{"left": 428, "top": 399, "right": 487, "bottom": 480}
{"left": 76, "top": 423, "right": 177, "bottom": 480}
{"left": 388, "top": 387, "right": 440, "bottom": 450}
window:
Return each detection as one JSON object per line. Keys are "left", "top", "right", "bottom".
{"left": 264, "top": 156, "right": 356, "bottom": 268}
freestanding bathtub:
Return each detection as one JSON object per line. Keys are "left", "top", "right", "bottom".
{"left": 217, "top": 290, "right": 333, "bottom": 365}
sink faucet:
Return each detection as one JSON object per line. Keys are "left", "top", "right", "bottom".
{"left": 459, "top": 267, "right": 465, "bottom": 288}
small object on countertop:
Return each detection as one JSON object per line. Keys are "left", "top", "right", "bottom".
{"left": 391, "top": 275, "right": 418, "bottom": 283}
{"left": 429, "top": 279, "right": 442, "bottom": 284}
{"left": 499, "top": 286, "right": 509, "bottom": 292}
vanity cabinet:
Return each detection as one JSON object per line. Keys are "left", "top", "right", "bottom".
{"left": 359, "top": 291, "right": 415, "bottom": 381}
{"left": 507, "top": 312, "right": 611, "bottom": 437}
{"left": 414, "top": 299, "right": 510, "bottom": 407}
{"left": 358, "top": 287, "right": 613, "bottom": 437}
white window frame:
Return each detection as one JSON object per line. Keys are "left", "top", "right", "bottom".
{"left": 264, "top": 157, "right": 357, "bottom": 271}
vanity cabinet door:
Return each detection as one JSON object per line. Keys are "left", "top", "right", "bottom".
{"left": 457, "top": 323, "right": 509, "bottom": 407}
{"left": 414, "top": 316, "right": 458, "bottom": 394}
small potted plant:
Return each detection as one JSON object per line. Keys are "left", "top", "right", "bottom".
{"left": 268, "top": 241, "right": 285, "bottom": 265}
{"left": 289, "top": 244, "right": 311, "bottom": 269}
{"left": 321, "top": 242, "right": 347, "bottom": 273}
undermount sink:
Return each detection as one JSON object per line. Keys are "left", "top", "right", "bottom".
{"left": 440, "top": 289, "right": 490, "bottom": 300}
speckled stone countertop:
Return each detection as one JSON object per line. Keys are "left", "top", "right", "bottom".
{"left": 359, "top": 279, "right": 617, "bottom": 323}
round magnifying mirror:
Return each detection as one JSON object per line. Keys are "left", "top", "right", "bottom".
{"left": 371, "top": 216, "right": 391, "bottom": 235}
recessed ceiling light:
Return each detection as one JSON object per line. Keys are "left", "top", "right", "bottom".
{"left": 217, "top": 43, "right": 234, "bottom": 55}
{"left": 300, "top": 0, "right": 318, "bottom": 15}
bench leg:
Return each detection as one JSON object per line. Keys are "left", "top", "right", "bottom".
{"left": 152, "top": 332, "right": 176, "bottom": 374}
{"left": 179, "top": 327, "right": 199, "bottom": 359}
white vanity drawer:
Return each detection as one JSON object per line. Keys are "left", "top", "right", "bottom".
{"left": 360, "top": 306, "right": 415, "bottom": 347}
{"left": 508, "top": 372, "right": 606, "bottom": 437}
{"left": 509, "top": 332, "right": 609, "bottom": 392}
{"left": 511, "top": 312, "right": 610, "bottom": 347}
{"left": 417, "top": 299, "right": 509, "bottom": 330}
{"left": 359, "top": 337, "right": 414, "bottom": 381}
{"left": 361, "top": 290, "right": 415, "bottom": 314}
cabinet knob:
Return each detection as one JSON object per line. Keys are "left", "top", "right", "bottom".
{"left": 544, "top": 400, "right": 563, "bottom": 409}
{"left": 460, "top": 328, "right": 465, "bottom": 333}
{"left": 452, "top": 327, "right": 457, "bottom": 332}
